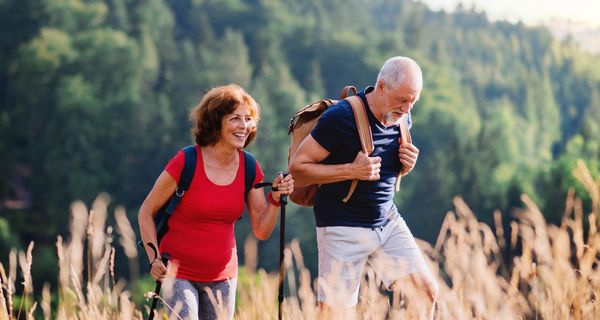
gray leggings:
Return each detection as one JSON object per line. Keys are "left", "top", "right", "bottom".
{"left": 162, "top": 277, "right": 237, "bottom": 320}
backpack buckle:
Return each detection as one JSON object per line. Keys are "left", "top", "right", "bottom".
{"left": 175, "top": 188, "right": 185, "bottom": 197}
{"left": 288, "top": 116, "right": 296, "bottom": 134}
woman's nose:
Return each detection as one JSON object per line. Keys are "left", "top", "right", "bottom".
{"left": 240, "top": 119, "right": 252, "bottom": 129}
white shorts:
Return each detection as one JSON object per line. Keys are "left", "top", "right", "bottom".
{"left": 316, "top": 212, "right": 431, "bottom": 307}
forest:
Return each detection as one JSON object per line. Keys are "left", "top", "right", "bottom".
{"left": 1, "top": 0, "right": 599, "bottom": 298}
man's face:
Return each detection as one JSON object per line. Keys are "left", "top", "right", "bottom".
{"left": 380, "top": 80, "right": 421, "bottom": 126}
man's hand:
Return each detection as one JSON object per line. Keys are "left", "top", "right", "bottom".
{"left": 398, "top": 143, "right": 419, "bottom": 175}
{"left": 352, "top": 151, "right": 382, "bottom": 181}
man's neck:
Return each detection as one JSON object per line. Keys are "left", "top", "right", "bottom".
{"left": 365, "top": 90, "right": 385, "bottom": 124}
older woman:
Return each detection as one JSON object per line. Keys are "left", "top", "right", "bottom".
{"left": 138, "top": 84, "right": 294, "bottom": 320}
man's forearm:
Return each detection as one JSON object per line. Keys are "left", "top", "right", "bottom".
{"left": 290, "top": 162, "right": 355, "bottom": 186}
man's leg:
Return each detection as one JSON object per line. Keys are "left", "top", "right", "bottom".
{"left": 389, "top": 272, "right": 438, "bottom": 319}
{"left": 316, "top": 226, "right": 379, "bottom": 317}
{"left": 371, "top": 214, "right": 439, "bottom": 319}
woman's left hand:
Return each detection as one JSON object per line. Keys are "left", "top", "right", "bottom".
{"left": 271, "top": 173, "right": 294, "bottom": 201}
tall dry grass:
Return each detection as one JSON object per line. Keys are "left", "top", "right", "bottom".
{"left": 0, "top": 160, "right": 598, "bottom": 319}
{"left": 1, "top": 193, "right": 143, "bottom": 319}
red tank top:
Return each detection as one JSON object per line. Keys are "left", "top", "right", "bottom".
{"left": 159, "top": 145, "right": 263, "bottom": 281}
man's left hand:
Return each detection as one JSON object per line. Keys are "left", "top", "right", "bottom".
{"left": 398, "top": 143, "right": 419, "bottom": 175}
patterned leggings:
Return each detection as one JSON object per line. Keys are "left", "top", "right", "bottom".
{"left": 162, "top": 277, "right": 237, "bottom": 320}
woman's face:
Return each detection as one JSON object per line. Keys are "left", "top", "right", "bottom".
{"left": 219, "top": 103, "right": 256, "bottom": 149}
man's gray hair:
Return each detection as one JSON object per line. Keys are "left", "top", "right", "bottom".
{"left": 376, "top": 56, "right": 422, "bottom": 89}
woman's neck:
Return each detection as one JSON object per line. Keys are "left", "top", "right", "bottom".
{"left": 202, "top": 143, "right": 238, "bottom": 166}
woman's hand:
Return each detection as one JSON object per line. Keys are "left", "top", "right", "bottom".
{"left": 270, "top": 173, "right": 294, "bottom": 202}
{"left": 150, "top": 258, "right": 168, "bottom": 281}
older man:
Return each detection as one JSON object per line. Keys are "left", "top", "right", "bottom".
{"left": 289, "top": 56, "right": 438, "bottom": 318}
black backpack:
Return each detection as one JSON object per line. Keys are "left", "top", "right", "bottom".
{"left": 154, "top": 145, "right": 257, "bottom": 244}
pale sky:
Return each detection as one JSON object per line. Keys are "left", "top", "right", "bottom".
{"left": 419, "top": 0, "right": 600, "bottom": 28}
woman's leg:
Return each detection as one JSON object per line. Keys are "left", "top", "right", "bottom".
{"left": 197, "top": 278, "right": 237, "bottom": 320}
{"left": 162, "top": 278, "right": 200, "bottom": 320}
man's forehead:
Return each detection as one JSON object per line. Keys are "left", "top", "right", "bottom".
{"left": 392, "top": 83, "right": 420, "bottom": 97}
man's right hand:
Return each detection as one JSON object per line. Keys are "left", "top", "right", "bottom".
{"left": 352, "top": 151, "right": 381, "bottom": 181}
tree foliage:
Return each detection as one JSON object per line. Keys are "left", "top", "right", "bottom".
{"left": 1, "top": 0, "right": 599, "bottom": 277}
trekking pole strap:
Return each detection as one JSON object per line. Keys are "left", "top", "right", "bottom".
{"left": 254, "top": 182, "right": 272, "bottom": 189}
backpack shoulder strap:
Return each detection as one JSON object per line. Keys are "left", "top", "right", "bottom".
{"left": 339, "top": 86, "right": 357, "bottom": 99}
{"left": 165, "top": 145, "right": 197, "bottom": 213}
{"left": 346, "top": 95, "right": 374, "bottom": 154}
{"left": 243, "top": 150, "right": 257, "bottom": 200}
{"left": 395, "top": 115, "right": 412, "bottom": 191}
{"left": 153, "top": 145, "right": 198, "bottom": 245}
{"left": 179, "top": 145, "right": 197, "bottom": 191}
{"left": 342, "top": 95, "right": 373, "bottom": 203}
{"left": 399, "top": 114, "right": 412, "bottom": 145}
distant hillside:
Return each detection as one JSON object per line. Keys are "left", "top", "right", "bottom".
{"left": 542, "top": 18, "right": 600, "bottom": 54}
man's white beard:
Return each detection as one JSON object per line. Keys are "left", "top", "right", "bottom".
{"left": 384, "top": 112, "right": 403, "bottom": 126}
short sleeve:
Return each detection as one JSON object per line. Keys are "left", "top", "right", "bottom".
{"left": 164, "top": 150, "right": 185, "bottom": 183}
{"left": 310, "top": 103, "right": 354, "bottom": 152}
{"left": 253, "top": 159, "right": 265, "bottom": 186}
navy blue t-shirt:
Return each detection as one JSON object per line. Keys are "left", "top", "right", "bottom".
{"left": 311, "top": 86, "right": 411, "bottom": 228}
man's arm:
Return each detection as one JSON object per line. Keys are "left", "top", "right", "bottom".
{"left": 398, "top": 142, "right": 419, "bottom": 175}
{"left": 288, "top": 135, "right": 382, "bottom": 186}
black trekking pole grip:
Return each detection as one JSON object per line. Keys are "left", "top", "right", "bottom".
{"left": 279, "top": 172, "right": 289, "bottom": 205}
{"left": 254, "top": 171, "right": 289, "bottom": 203}
{"left": 148, "top": 252, "right": 171, "bottom": 320}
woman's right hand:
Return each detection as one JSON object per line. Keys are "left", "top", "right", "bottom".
{"left": 150, "top": 259, "right": 168, "bottom": 281}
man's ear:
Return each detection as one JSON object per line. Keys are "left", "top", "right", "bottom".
{"left": 376, "top": 79, "right": 387, "bottom": 93}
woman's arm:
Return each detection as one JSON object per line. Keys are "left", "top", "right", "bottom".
{"left": 137, "top": 170, "right": 177, "bottom": 280}
{"left": 245, "top": 173, "right": 294, "bottom": 240}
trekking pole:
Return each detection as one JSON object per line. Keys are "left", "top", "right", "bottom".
{"left": 278, "top": 189, "right": 287, "bottom": 320}
{"left": 254, "top": 172, "right": 288, "bottom": 320}
{"left": 147, "top": 243, "right": 170, "bottom": 320}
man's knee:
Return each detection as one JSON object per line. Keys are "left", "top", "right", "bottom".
{"left": 392, "top": 272, "right": 438, "bottom": 302}
{"left": 318, "top": 301, "right": 357, "bottom": 320}
{"left": 424, "top": 274, "right": 439, "bottom": 301}
{"left": 415, "top": 272, "right": 438, "bottom": 303}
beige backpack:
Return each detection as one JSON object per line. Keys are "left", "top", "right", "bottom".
{"left": 287, "top": 86, "right": 411, "bottom": 207}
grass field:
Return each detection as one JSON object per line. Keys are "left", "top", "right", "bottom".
{"left": 1, "top": 160, "right": 599, "bottom": 319}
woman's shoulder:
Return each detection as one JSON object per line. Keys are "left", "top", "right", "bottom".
{"left": 164, "top": 145, "right": 198, "bottom": 181}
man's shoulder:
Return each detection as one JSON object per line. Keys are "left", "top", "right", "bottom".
{"left": 311, "top": 99, "right": 358, "bottom": 148}
{"left": 322, "top": 100, "right": 353, "bottom": 120}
